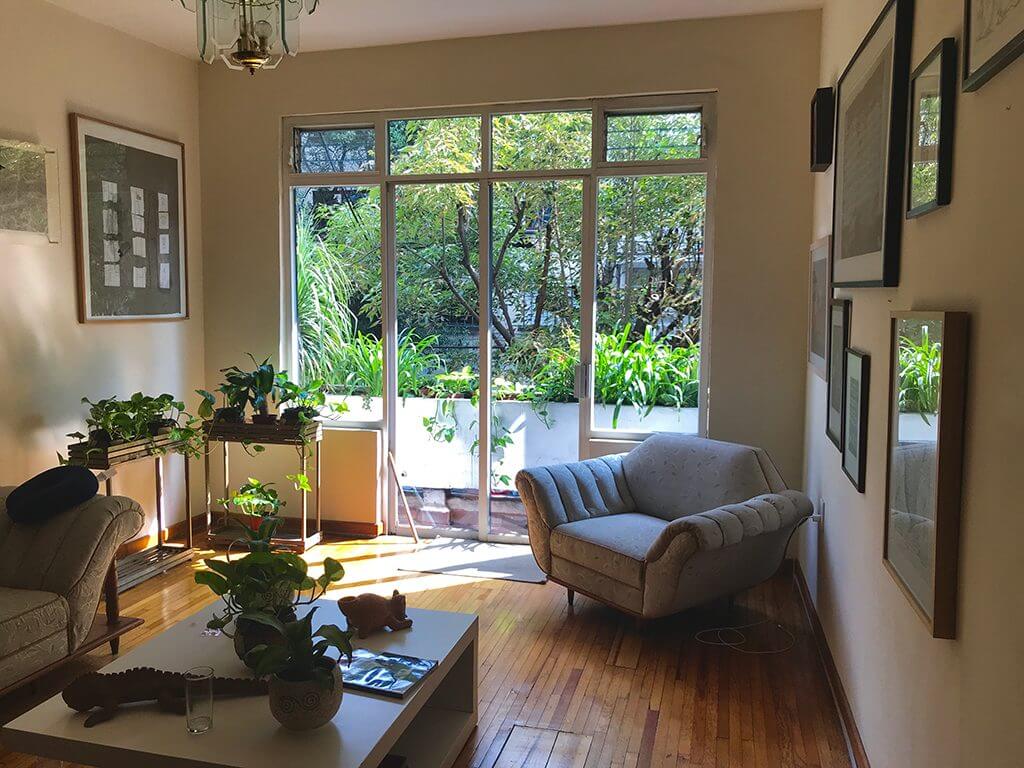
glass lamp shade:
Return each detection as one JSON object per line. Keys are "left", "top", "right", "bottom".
{"left": 179, "top": 0, "right": 319, "bottom": 73}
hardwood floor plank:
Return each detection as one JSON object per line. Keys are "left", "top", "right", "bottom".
{"left": 548, "top": 731, "right": 593, "bottom": 768}
{"left": 493, "top": 725, "right": 558, "bottom": 768}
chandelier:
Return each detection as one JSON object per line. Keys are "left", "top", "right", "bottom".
{"left": 178, "top": 0, "right": 319, "bottom": 75}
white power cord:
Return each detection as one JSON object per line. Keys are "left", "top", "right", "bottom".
{"left": 694, "top": 618, "right": 796, "bottom": 655}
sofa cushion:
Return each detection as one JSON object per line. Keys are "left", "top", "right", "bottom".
{"left": 0, "top": 586, "right": 69, "bottom": 658}
{"left": 550, "top": 513, "right": 667, "bottom": 589}
{"left": 622, "top": 434, "right": 783, "bottom": 521}
{"left": 5, "top": 466, "right": 99, "bottom": 524}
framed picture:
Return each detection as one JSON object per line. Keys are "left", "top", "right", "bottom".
{"left": 808, "top": 235, "right": 831, "bottom": 378}
{"left": 0, "top": 138, "right": 60, "bottom": 243}
{"left": 907, "top": 38, "right": 957, "bottom": 218}
{"left": 831, "top": 0, "right": 914, "bottom": 288}
{"left": 964, "top": 0, "right": 1024, "bottom": 91}
{"left": 826, "top": 298, "right": 851, "bottom": 449}
{"left": 842, "top": 348, "right": 870, "bottom": 492}
{"left": 70, "top": 114, "right": 188, "bottom": 322}
{"left": 884, "top": 311, "right": 969, "bottom": 639}
{"left": 810, "top": 87, "right": 835, "bottom": 172}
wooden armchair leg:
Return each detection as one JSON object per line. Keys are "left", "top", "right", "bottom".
{"left": 103, "top": 561, "right": 121, "bottom": 654}
{"left": 567, "top": 588, "right": 575, "bottom": 607}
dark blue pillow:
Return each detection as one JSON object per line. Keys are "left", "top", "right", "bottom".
{"left": 6, "top": 466, "right": 99, "bottom": 524}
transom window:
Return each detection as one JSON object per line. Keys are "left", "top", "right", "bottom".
{"left": 283, "top": 94, "right": 715, "bottom": 541}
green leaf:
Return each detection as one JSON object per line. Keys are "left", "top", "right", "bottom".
{"left": 194, "top": 571, "right": 229, "bottom": 595}
{"left": 237, "top": 611, "right": 287, "bottom": 634}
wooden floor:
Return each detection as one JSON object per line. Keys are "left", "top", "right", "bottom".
{"left": 0, "top": 537, "right": 851, "bottom": 768}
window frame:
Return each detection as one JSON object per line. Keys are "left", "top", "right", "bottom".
{"left": 281, "top": 92, "right": 717, "bottom": 536}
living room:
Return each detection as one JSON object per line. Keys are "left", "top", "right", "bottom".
{"left": 0, "top": 1, "right": 1020, "bottom": 767}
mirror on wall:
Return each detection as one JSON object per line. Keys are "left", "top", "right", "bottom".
{"left": 884, "top": 311, "right": 968, "bottom": 639}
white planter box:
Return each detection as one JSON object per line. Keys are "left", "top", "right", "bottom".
{"left": 898, "top": 412, "right": 938, "bottom": 442}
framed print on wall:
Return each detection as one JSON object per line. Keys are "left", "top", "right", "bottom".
{"left": 964, "top": 0, "right": 1024, "bottom": 91}
{"left": 71, "top": 114, "right": 188, "bottom": 322}
{"left": 907, "top": 38, "right": 957, "bottom": 218}
{"left": 0, "top": 138, "right": 60, "bottom": 243}
{"left": 831, "top": 0, "right": 914, "bottom": 288}
{"left": 808, "top": 236, "right": 831, "bottom": 378}
{"left": 884, "top": 311, "right": 969, "bottom": 639}
{"left": 842, "top": 348, "right": 870, "bottom": 492}
{"left": 826, "top": 298, "right": 851, "bottom": 450}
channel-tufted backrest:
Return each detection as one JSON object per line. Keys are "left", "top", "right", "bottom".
{"left": 516, "top": 455, "right": 636, "bottom": 531}
{"left": 621, "top": 434, "right": 787, "bottom": 521}
{"left": 0, "top": 488, "right": 143, "bottom": 650}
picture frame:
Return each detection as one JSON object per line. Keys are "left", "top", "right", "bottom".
{"left": 0, "top": 138, "right": 60, "bottom": 244}
{"left": 831, "top": 0, "right": 914, "bottom": 288}
{"left": 842, "top": 348, "right": 870, "bottom": 492}
{"left": 70, "top": 114, "right": 189, "bottom": 323}
{"left": 810, "top": 87, "right": 835, "bottom": 172}
{"left": 808, "top": 235, "right": 831, "bottom": 378}
{"left": 884, "top": 311, "right": 969, "bottom": 639}
{"left": 826, "top": 298, "right": 851, "bottom": 450}
{"left": 907, "top": 38, "right": 957, "bottom": 218}
{"left": 963, "top": 0, "right": 1024, "bottom": 91}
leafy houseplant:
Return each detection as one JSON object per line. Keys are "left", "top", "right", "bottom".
{"left": 221, "top": 355, "right": 280, "bottom": 424}
{"left": 277, "top": 377, "right": 348, "bottom": 423}
{"left": 196, "top": 381, "right": 249, "bottom": 424}
{"left": 898, "top": 327, "right": 941, "bottom": 422}
{"left": 218, "top": 478, "right": 283, "bottom": 530}
{"left": 246, "top": 606, "right": 354, "bottom": 731}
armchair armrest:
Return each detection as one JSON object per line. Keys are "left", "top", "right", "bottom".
{"left": 0, "top": 488, "right": 144, "bottom": 650}
{"left": 645, "top": 490, "right": 812, "bottom": 564}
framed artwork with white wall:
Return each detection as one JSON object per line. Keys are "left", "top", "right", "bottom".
{"left": 826, "top": 298, "right": 851, "bottom": 449}
{"left": 70, "top": 114, "right": 188, "bottom": 322}
{"left": 0, "top": 138, "right": 60, "bottom": 244}
{"left": 842, "top": 348, "right": 870, "bottom": 492}
{"left": 808, "top": 235, "right": 831, "bottom": 378}
{"left": 907, "top": 38, "right": 957, "bottom": 218}
{"left": 963, "top": 0, "right": 1024, "bottom": 91}
{"left": 831, "top": 0, "right": 914, "bottom": 287}
{"left": 884, "top": 311, "right": 969, "bottom": 639}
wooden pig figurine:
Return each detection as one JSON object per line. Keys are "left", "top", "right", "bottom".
{"left": 338, "top": 590, "right": 413, "bottom": 639}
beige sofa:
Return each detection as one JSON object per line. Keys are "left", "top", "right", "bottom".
{"left": 0, "top": 488, "right": 143, "bottom": 693}
{"left": 516, "top": 434, "right": 812, "bottom": 619}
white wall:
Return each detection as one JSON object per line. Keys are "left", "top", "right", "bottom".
{"left": 799, "top": 1, "right": 1024, "bottom": 766}
{"left": 0, "top": 0, "right": 204, "bottom": 539}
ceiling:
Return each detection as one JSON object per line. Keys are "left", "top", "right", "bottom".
{"left": 45, "top": 0, "right": 822, "bottom": 59}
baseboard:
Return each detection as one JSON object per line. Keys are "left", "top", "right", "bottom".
{"left": 792, "top": 559, "right": 871, "bottom": 768}
{"left": 116, "top": 514, "right": 206, "bottom": 558}
{"left": 321, "top": 519, "right": 383, "bottom": 538}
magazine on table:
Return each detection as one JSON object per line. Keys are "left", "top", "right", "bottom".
{"left": 340, "top": 648, "right": 437, "bottom": 698}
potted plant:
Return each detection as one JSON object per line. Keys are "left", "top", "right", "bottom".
{"left": 245, "top": 606, "right": 354, "bottom": 731}
{"left": 217, "top": 355, "right": 280, "bottom": 425}
{"left": 143, "top": 393, "right": 185, "bottom": 435}
{"left": 277, "top": 378, "right": 349, "bottom": 423}
{"left": 218, "top": 478, "right": 283, "bottom": 530}
{"left": 196, "top": 380, "right": 249, "bottom": 424}
{"left": 194, "top": 524, "right": 347, "bottom": 666}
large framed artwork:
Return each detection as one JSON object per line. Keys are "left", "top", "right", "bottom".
{"left": 808, "top": 236, "right": 831, "bottom": 378}
{"left": 884, "top": 311, "right": 969, "bottom": 639}
{"left": 70, "top": 114, "right": 188, "bottom": 322}
{"left": 907, "top": 38, "right": 957, "bottom": 218}
{"left": 0, "top": 138, "right": 60, "bottom": 243}
{"left": 826, "top": 298, "right": 851, "bottom": 450}
{"left": 964, "top": 0, "right": 1024, "bottom": 91}
{"left": 842, "top": 348, "right": 870, "bottom": 492}
{"left": 831, "top": 0, "right": 914, "bottom": 288}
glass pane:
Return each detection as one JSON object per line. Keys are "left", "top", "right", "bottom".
{"left": 491, "top": 111, "right": 592, "bottom": 171}
{"left": 293, "top": 186, "right": 383, "bottom": 422}
{"left": 594, "top": 174, "right": 706, "bottom": 432}
{"left": 909, "top": 57, "right": 941, "bottom": 210}
{"left": 394, "top": 183, "right": 480, "bottom": 534}
{"left": 388, "top": 117, "right": 481, "bottom": 175}
{"left": 490, "top": 179, "right": 583, "bottom": 535}
{"left": 294, "top": 127, "right": 375, "bottom": 173}
{"left": 605, "top": 111, "right": 702, "bottom": 162}
{"left": 887, "top": 317, "right": 942, "bottom": 616}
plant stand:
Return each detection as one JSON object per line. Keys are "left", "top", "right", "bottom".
{"left": 67, "top": 434, "right": 195, "bottom": 593}
{"left": 202, "top": 420, "right": 323, "bottom": 553}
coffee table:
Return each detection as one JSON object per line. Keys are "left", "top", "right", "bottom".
{"left": 1, "top": 601, "right": 478, "bottom": 768}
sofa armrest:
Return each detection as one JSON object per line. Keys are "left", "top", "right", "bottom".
{"left": 645, "top": 490, "right": 812, "bottom": 564}
{"left": 0, "top": 489, "right": 144, "bottom": 650}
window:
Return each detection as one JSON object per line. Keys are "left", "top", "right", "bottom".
{"left": 284, "top": 95, "right": 714, "bottom": 540}
{"left": 605, "top": 110, "right": 702, "bottom": 162}
{"left": 293, "top": 127, "right": 375, "bottom": 173}
{"left": 491, "top": 111, "right": 591, "bottom": 171}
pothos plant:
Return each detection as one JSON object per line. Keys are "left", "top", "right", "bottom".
{"left": 276, "top": 377, "right": 349, "bottom": 422}
{"left": 245, "top": 607, "right": 354, "bottom": 690}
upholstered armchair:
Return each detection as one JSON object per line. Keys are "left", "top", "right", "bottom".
{"left": 515, "top": 434, "right": 812, "bottom": 619}
{"left": 0, "top": 489, "right": 144, "bottom": 693}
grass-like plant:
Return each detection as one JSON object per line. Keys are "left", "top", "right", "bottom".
{"left": 898, "top": 326, "right": 941, "bottom": 418}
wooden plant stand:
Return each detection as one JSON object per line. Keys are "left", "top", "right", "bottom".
{"left": 68, "top": 434, "right": 195, "bottom": 592}
{"left": 203, "top": 420, "right": 323, "bottom": 553}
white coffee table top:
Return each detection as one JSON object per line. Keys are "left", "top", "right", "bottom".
{"left": 1, "top": 601, "right": 477, "bottom": 768}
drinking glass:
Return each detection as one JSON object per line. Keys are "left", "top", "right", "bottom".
{"left": 185, "top": 666, "right": 214, "bottom": 734}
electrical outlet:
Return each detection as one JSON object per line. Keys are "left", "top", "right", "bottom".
{"left": 812, "top": 497, "right": 825, "bottom": 523}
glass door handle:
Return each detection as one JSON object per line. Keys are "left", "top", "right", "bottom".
{"left": 573, "top": 363, "right": 591, "bottom": 400}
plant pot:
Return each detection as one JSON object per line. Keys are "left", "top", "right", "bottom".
{"left": 233, "top": 607, "right": 296, "bottom": 667}
{"left": 148, "top": 418, "right": 176, "bottom": 436}
{"left": 268, "top": 661, "right": 343, "bottom": 731}
{"left": 252, "top": 413, "right": 279, "bottom": 425}
{"left": 213, "top": 406, "right": 245, "bottom": 424}
{"left": 281, "top": 406, "right": 317, "bottom": 423}
{"left": 87, "top": 429, "right": 112, "bottom": 447}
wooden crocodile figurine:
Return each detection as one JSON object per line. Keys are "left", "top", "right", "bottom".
{"left": 62, "top": 667, "right": 268, "bottom": 727}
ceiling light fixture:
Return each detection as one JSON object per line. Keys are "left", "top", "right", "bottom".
{"left": 177, "top": 0, "right": 319, "bottom": 75}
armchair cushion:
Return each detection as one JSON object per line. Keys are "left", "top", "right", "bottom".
{"left": 622, "top": 434, "right": 787, "bottom": 521}
{"left": 0, "top": 587, "right": 69, "bottom": 658}
{"left": 551, "top": 513, "right": 668, "bottom": 590}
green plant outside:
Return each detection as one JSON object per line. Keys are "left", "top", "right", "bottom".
{"left": 898, "top": 327, "right": 941, "bottom": 420}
